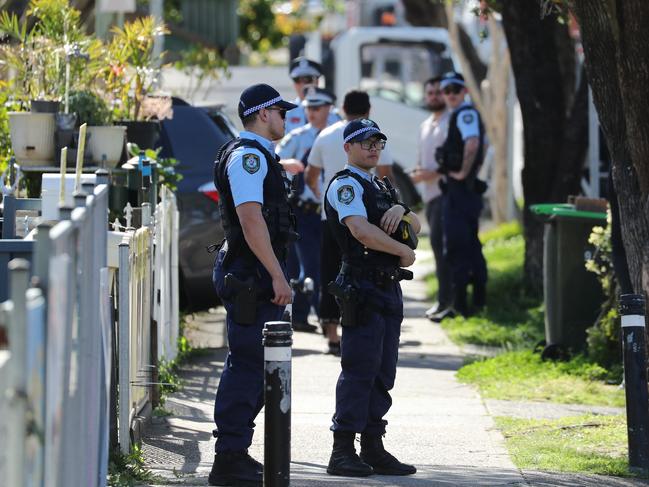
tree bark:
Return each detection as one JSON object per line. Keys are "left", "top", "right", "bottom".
{"left": 570, "top": 0, "right": 649, "bottom": 294}
{"left": 500, "top": 0, "right": 585, "bottom": 293}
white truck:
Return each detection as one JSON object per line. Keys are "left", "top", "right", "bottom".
{"left": 326, "top": 26, "right": 459, "bottom": 205}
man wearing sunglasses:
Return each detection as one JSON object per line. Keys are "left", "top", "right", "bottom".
{"left": 209, "top": 83, "right": 298, "bottom": 487}
{"left": 285, "top": 56, "right": 341, "bottom": 134}
{"left": 323, "top": 118, "right": 420, "bottom": 478}
{"left": 436, "top": 72, "right": 488, "bottom": 318}
{"left": 276, "top": 87, "right": 338, "bottom": 337}
{"left": 410, "top": 76, "right": 454, "bottom": 323}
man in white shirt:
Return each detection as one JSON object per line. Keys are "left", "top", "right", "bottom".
{"left": 410, "top": 76, "right": 454, "bottom": 321}
{"left": 304, "top": 90, "right": 394, "bottom": 354}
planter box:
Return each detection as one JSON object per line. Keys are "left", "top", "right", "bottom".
{"left": 87, "top": 125, "right": 127, "bottom": 168}
{"left": 9, "top": 112, "right": 56, "bottom": 166}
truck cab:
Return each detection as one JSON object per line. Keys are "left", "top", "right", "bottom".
{"left": 329, "top": 27, "right": 457, "bottom": 205}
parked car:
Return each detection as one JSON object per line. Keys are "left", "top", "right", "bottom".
{"left": 157, "top": 97, "right": 237, "bottom": 310}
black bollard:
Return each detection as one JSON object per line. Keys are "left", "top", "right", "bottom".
{"left": 262, "top": 321, "right": 293, "bottom": 487}
{"left": 619, "top": 294, "right": 649, "bottom": 471}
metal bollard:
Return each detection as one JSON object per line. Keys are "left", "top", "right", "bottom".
{"left": 262, "top": 321, "right": 292, "bottom": 487}
{"left": 619, "top": 293, "right": 649, "bottom": 471}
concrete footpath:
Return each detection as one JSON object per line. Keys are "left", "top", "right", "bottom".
{"left": 140, "top": 257, "right": 648, "bottom": 486}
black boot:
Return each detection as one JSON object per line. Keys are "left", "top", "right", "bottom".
{"left": 360, "top": 433, "right": 417, "bottom": 476}
{"left": 327, "top": 431, "right": 374, "bottom": 477}
{"left": 208, "top": 450, "right": 263, "bottom": 486}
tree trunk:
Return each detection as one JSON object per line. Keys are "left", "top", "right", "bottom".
{"left": 570, "top": 0, "right": 649, "bottom": 295}
{"left": 500, "top": 0, "right": 586, "bottom": 293}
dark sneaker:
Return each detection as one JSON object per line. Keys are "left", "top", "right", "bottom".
{"left": 327, "top": 341, "right": 341, "bottom": 356}
{"left": 429, "top": 307, "right": 456, "bottom": 323}
{"left": 360, "top": 435, "right": 416, "bottom": 476}
{"left": 208, "top": 450, "right": 263, "bottom": 486}
{"left": 292, "top": 321, "right": 319, "bottom": 333}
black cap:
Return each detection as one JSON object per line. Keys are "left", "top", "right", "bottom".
{"left": 343, "top": 119, "right": 387, "bottom": 143}
{"left": 289, "top": 57, "right": 323, "bottom": 79}
{"left": 238, "top": 83, "right": 298, "bottom": 119}
{"left": 303, "top": 87, "right": 336, "bottom": 107}
{"left": 440, "top": 72, "right": 466, "bottom": 89}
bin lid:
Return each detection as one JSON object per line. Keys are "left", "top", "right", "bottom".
{"left": 530, "top": 203, "right": 607, "bottom": 221}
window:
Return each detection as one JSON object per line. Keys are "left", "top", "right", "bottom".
{"left": 359, "top": 41, "right": 454, "bottom": 107}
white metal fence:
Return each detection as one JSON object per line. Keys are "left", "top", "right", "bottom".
{"left": 0, "top": 171, "right": 180, "bottom": 485}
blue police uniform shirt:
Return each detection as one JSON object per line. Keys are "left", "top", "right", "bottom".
{"left": 326, "top": 164, "right": 380, "bottom": 224}
{"left": 454, "top": 102, "right": 480, "bottom": 141}
{"left": 284, "top": 97, "right": 341, "bottom": 134}
{"left": 276, "top": 124, "right": 322, "bottom": 202}
{"left": 227, "top": 130, "right": 274, "bottom": 207}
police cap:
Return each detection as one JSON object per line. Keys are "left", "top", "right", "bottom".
{"left": 238, "top": 83, "right": 298, "bottom": 119}
{"left": 303, "top": 87, "right": 336, "bottom": 107}
{"left": 289, "top": 57, "right": 323, "bottom": 79}
{"left": 440, "top": 72, "right": 466, "bottom": 90}
{"left": 343, "top": 119, "right": 387, "bottom": 144}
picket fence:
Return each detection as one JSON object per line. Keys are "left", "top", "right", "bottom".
{"left": 0, "top": 170, "right": 180, "bottom": 486}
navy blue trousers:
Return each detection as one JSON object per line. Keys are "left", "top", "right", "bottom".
{"left": 286, "top": 205, "right": 322, "bottom": 323}
{"left": 442, "top": 181, "right": 487, "bottom": 289}
{"left": 331, "top": 279, "right": 403, "bottom": 435}
{"left": 212, "top": 250, "right": 285, "bottom": 452}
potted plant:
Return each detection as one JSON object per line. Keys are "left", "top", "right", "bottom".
{"left": 103, "top": 16, "right": 170, "bottom": 150}
{"left": 67, "top": 90, "right": 126, "bottom": 168}
{"left": 0, "top": 0, "right": 105, "bottom": 166}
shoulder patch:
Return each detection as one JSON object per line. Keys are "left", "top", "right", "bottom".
{"left": 462, "top": 112, "right": 475, "bottom": 124}
{"left": 242, "top": 153, "right": 261, "bottom": 174}
{"left": 337, "top": 185, "right": 355, "bottom": 205}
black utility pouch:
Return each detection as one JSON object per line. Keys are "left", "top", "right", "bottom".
{"left": 224, "top": 273, "right": 257, "bottom": 325}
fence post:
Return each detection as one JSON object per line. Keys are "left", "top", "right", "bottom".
{"left": 262, "top": 321, "right": 292, "bottom": 487}
{"left": 619, "top": 293, "right": 649, "bottom": 471}
{"left": 118, "top": 241, "right": 131, "bottom": 454}
{"left": 6, "top": 259, "right": 30, "bottom": 487}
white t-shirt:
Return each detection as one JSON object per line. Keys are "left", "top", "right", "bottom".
{"left": 308, "top": 119, "right": 393, "bottom": 219}
{"left": 418, "top": 110, "right": 450, "bottom": 203}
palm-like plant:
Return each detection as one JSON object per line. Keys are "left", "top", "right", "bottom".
{"left": 105, "top": 16, "right": 169, "bottom": 121}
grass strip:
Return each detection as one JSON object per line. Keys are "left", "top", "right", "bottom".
{"left": 495, "top": 414, "right": 641, "bottom": 477}
{"left": 459, "top": 350, "right": 625, "bottom": 407}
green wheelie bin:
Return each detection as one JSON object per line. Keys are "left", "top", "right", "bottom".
{"left": 530, "top": 203, "right": 607, "bottom": 358}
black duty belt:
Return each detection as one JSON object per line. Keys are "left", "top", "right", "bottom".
{"left": 340, "top": 262, "right": 413, "bottom": 286}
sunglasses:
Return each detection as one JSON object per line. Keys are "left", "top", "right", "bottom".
{"left": 265, "top": 107, "right": 287, "bottom": 119}
{"left": 293, "top": 76, "right": 317, "bottom": 84}
{"left": 442, "top": 85, "right": 463, "bottom": 95}
{"left": 358, "top": 139, "right": 386, "bottom": 150}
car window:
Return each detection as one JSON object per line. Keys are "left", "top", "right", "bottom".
{"left": 359, "top": 41, "right": 454, "bottom": 107}
{"left": 158, "top": 106, "right": 235, "bottom": 193}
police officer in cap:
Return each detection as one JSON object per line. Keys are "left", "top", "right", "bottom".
{"left": 324, "top": 119, "right": 421, "bottom": 478}
{"left": 436, "top": 72, "right": 488, "bottom": 317}
{"left": 276, "top": 87, "right": 337, "bottom": 334}
{"left": 285, "top": 56, "right": 340, "bottom": 134}
{"left": 209, "top": 83, "right": 298, "bottom": 487}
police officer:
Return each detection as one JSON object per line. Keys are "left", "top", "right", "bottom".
{"left": 276, "top": 87, "right": 337, "bottom": 334}
{"left": 436, "top": 72, "right": 488, "bottom": 316}
{"left": 285, "top": 56, "right": 340, "bottom": 134}
{"left": 209, "top": 83, "right": 297, "bottom": 487}
{"left": 324, "top": 119, "right": 420, "bottom": 478}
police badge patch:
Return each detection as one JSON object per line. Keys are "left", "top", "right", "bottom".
{"left": 242, "top": 153, "right": 261, "bottom": 174}
{"left": 337, "top": 185, "right": 355, "bottom": 205}
{"left": 462, "top": 112, "right": 475, "bottom": 124}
